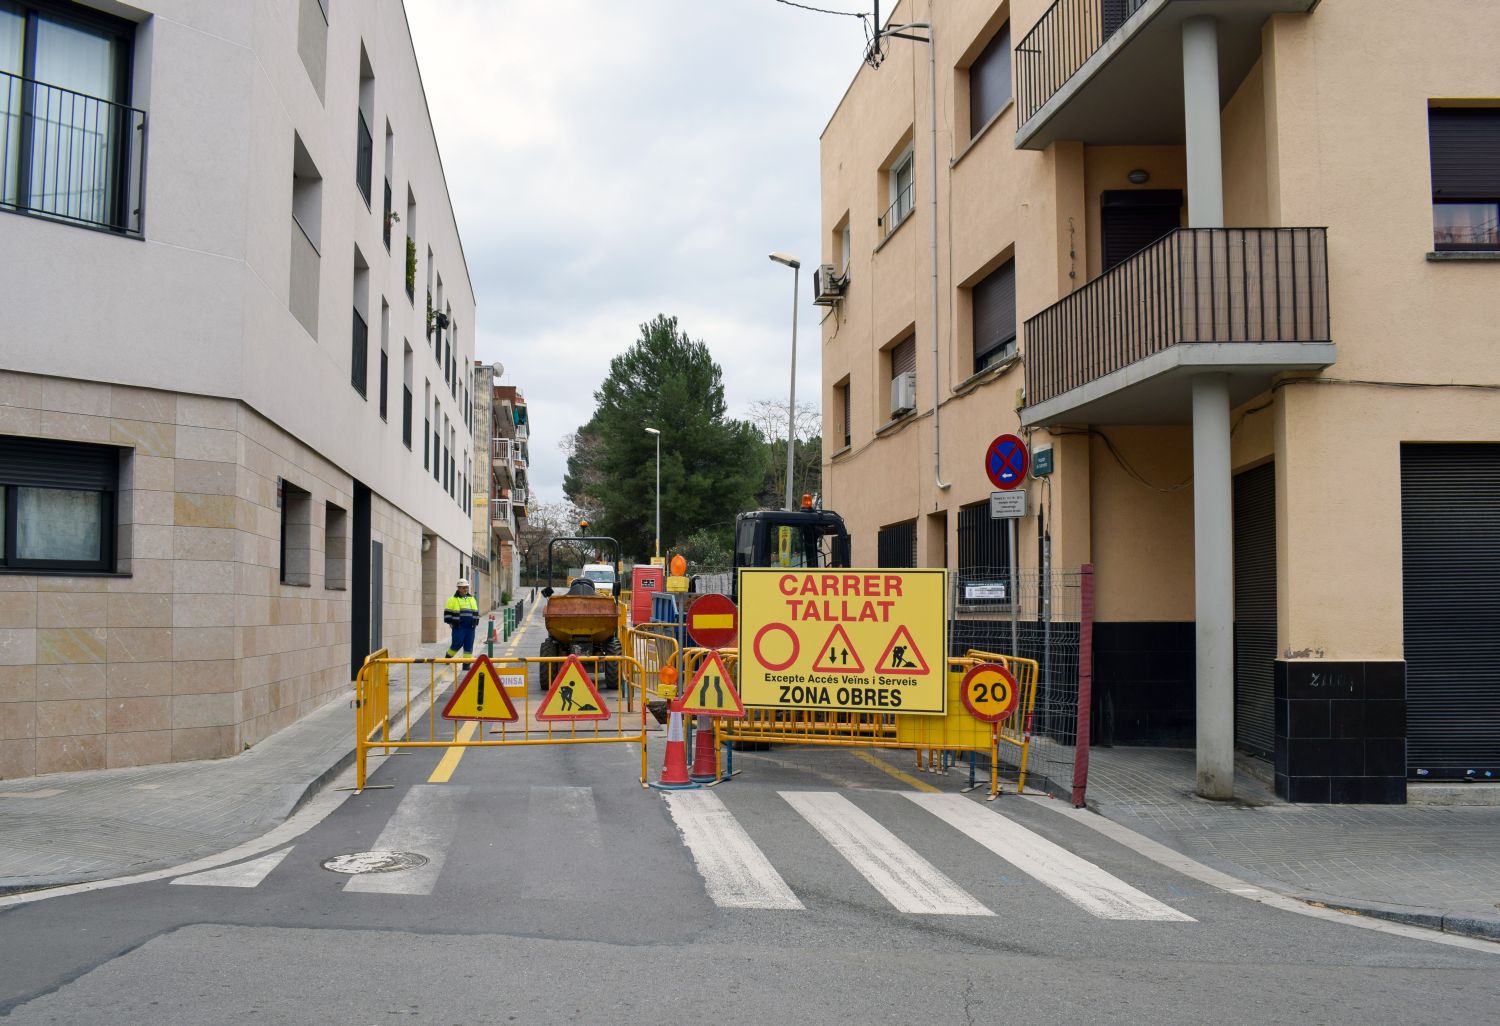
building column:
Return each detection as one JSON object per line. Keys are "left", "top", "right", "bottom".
{"left": 1192, "top": 373, "right": 1234, "bottom": 799}
{"left": 1182, "top": 16, "right": 1224, "bottom": 228}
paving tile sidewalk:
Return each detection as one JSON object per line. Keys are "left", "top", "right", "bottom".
{"left": 1083, "top": 747, "right": 1500, "bottom": 941}
{"left": 0, "top": 640, "right": 459, "bottom": 893}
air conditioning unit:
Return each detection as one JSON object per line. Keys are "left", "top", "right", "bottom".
{"left": 812, "top": 263, "right": 847, "bottom": 307}
{"left": 890, "top": 371, "right": 916, "bottom": 417}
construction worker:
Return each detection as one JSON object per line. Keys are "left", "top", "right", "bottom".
{"left": 444, "top": 578, "right": 480, "bottom": 661}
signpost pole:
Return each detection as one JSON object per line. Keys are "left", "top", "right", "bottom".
{"left": 1008, "top": 519, "right": 1019, "bottom": 657}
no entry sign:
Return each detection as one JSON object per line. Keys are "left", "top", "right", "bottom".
{"left": 986, "top": 434, "right": 1028, "bottom": 491}
{"left": 737, "top": 568, "right": 948, "bottom": 715}
{"left": 686, "top": 593, "right": 737, "bottom": 649}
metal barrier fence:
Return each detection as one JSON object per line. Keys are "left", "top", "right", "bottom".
{"left": 950, "top": 566, "right": 1090, "bottom": 802}
{"left": 353, "top": 651, "right": 651, "bottom": 790}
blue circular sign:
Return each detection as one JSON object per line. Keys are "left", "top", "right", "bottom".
{"left": 986, "top": 434, "right": 1028, "bottom": 491}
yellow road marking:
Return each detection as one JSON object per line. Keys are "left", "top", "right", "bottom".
{"left": 851, "top": 750, "right": 940, "bottom": 793}
{"left": 428, "top": 720, "right": 478, "bottom": 783}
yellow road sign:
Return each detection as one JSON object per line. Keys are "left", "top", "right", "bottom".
{"left": 675, "top": 651, "right": 745, "bottom": 718}
{"left": 442, "top": 656, "right": 520, "bottom": 722}
{"left": 536, "top": 655, "right": 611, "bottom": 721}
{"left": 737, "top": 568, "right": 948, "bottom": 715}
{"left": 959, "top": 663, "right": 1018, "bottom": 723}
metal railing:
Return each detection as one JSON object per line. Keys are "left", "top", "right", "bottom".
{"left": 881, "top": 181, "right": 914, "bottom": 239}
{"left": 1, "top": 69, "right": 145, "bottom": 235}
{"left": 1024, "top": 227, "right": 1330, "bottom": 406}
{"left": 350, "top": 307, "right": 368, "bottom": 396}
{"left": 1015, "top": 0, "right": 1148, "bottom": 127}
{"left": 355, "top": 110, "right": 372, "bottom": 204}
{"left": 491, "top": 497, "right": 513, "bottom": 525}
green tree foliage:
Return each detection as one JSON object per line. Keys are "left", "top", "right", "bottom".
{"left": 563, "top": 315, "right": 765, "bottom": 560}
{"left": 746, "top": 399, "right": 822, "bottom": 510}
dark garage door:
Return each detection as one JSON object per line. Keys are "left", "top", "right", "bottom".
{"left": 1233, "top": 462, "right": 1276, "bottom": 759}
{"left": 1401, "top": 443, "right": 1500, "bottom": 779}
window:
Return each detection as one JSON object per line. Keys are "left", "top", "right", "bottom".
{"left": 877, "top": 520, "right": 917, "bottom": 569}
{"left": 884, "top": 148, "right": 914, "bottom": 236}
{"left": 404, "top": 188, "right": 417, "bottom": 301}
{"left": 279, "top": 479, "right": 312, "bottom": 587}
{"left": 355, "top": 44, "right": 373, "bottom": 205}
{"left": 296, "top": 0, "right": 328, "bottom": 100}
{"left": 957, "top": 501, "right": 1011, "bottom": 606}
{"left": 0, "top": 435, "right": 118, "bottom": 572}
{"left": 351, "top": 247, "right": 369, "bottom": 396}
{"left": 432, "top": 398, "right": 441, "bottom": 483}
{"left": 290, "top": 133, "right": 322, "bottom": 337}
{"left": 324, "top": 502, "right": 347, "bottom": 590}
{"left": 1429, "top": 107, "right": 1500, "bottom": 251}
{"left": 971, "top": 258, "right": 1016, "bottom": 372}
{"left": 889, "top": 333, "right": 916, "bottom": 384}
{"left": 841, "top": 222, "right": 851, "bottom": 272}
{"left": 402, "top": 343, "right": 413, "bottom": 448}
{"left": 0, "top": 2, "right": 140, "bottom": 234}
{"left": 966, "top": 22, "right": 1012, "bottom": 139}
{"left": 423, "top": 381, "right": 431, "bottom": 468}
{"left": 378, "top": 301, "right": 389, "bottom": 420}
{"left": 382, "top": 122, "right": 394, "bottom": 250}
{"left": 833, "top": 378, "right": 851, "bottom": 450}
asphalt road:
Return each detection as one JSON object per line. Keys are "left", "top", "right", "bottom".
{"left": 1, "top": 640, "right": 1496, "bottom": 1023}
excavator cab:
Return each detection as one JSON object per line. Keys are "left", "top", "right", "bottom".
{"left": 730, "top": 505, "right": 851, "bottom": 600}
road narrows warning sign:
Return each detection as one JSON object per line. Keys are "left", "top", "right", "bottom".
{"left": 674, "top": 651, "right": 745, "bottom": 718}
{"left": 442, "top": 655, "right": 520, "bottom": 722}
{"left": 536, "top": 655, "right": 611, "bottom": 722}
{"left": 737, "top": 568, "right": 948, "bottom": 715}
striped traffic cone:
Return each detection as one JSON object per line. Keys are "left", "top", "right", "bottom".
{"left": 689, "top": 717, "right": 718, "bottom": 782}
{"left": 651, "top": 710, "right": 699, "bottom": 790}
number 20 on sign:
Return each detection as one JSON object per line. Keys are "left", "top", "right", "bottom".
{"left": 960, "top": 663, "right": 1020, "bottom": 723}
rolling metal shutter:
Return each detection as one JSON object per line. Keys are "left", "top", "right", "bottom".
{"left": 1428, "top": 108, "right": 1500, "bottom": 199}
{"left": 1401, "top": 443, "right": 1500, "bottom": 778}
{"left": 1233, "top": 461, "right": 1276, "bottom": 758}
{"left": 0, "top": 436, "right": 119, "bottom": 490}
{"left": 1101, "top": 190, "right": 1182, "bottom": 271}
{"left": 968, "top": 22, "right": 1011, "bottom": 135}
{"left": 972, "top": 259, "right": 1017, "bottom": 367}
{"left": 890, "top": 335, "right": 916, "bottom": 378}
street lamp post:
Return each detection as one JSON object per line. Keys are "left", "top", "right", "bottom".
{"left": 768, "top": 252, "right": 800, "bottom": 511}
{"left": 645, "top": 427, "right": 661, "bottom": 561}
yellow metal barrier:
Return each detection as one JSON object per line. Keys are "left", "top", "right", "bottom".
{"left": 353, "top": 652, "right": 653, "bottom": 790}
{"left": 628, "top": 625, "right": 682, "bottom": 703}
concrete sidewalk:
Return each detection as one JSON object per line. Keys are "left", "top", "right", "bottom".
{"left": 1083, "top": 747, "right": 1500, "bottom": 942}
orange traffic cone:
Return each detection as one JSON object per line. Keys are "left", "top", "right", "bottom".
{"left": 689, "top": 717, "right": 718, "bottom": 782}
{"left": 651, "top": 709, "right": 698, "bottom": 790}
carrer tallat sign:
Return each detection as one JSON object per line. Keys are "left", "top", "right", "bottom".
{"left": 737, "top": 568, "right": 948, "bottom": 715}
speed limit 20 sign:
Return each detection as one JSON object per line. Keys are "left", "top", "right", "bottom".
{"left": 959, "top": 663, "right": 1020, "bottom": 723}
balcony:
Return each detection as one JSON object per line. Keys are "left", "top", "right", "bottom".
{"left": 490, "top": 497, "right": 514, "bottom": 539}
{"left": 1022, "top": 227, "right": 1333, "bottom": 426}
{"left": 1014, "top": 0, "right": 1317, "bottom": 151}
{"left": 0, "top": 70, "right": 146, "bottom": 235}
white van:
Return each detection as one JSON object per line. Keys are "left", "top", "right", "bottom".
{"left": 579, "top": 563, "right": 617, "bottom": 597}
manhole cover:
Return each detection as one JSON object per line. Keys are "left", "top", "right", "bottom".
{"left": 321, "top": 850, "right": 428, "bottom": 875}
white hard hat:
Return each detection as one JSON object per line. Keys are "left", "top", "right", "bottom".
{"left": 456, "top": 578, "right": 470, "bottom": 588}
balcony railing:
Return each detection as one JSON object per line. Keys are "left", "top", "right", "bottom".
{"left": 1015, "top": 0, "right": 1148, "bottom": 127}
{"left": 1, "top": 70, "right": 146, "bottom": 236}
{"left": 880, "top": 181, "right": 914, "bottom": 239}
{"left": 490, "top": 498, "right": 513, "bottom": 526}
{"left": 355, "top": 111, "right": 373, "bottom": 205}
{"left": 1024, "top": 227, "right": 1329, "bottom": 406}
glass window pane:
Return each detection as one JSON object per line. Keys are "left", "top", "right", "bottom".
{"left": 1434, "top": 203, "right": 1500, "bottom": 248}
{"left": 0, "top": 8, "right": 21, "bottom": 207}
{"left": 16, "top": 487, "right": 103, "bottom": 562}
{"left": 30, "top": 17, "right": 122, "bottom": 223}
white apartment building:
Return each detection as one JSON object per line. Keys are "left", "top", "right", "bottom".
{"left": 0, "top": 0, "right": 477, "bottom": 778}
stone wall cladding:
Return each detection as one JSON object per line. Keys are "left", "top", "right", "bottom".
{"left": 0, "top": 371, "right": 431, "bottom": 778}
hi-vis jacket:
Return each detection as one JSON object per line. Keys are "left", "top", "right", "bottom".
{"left": 443, "top": 593, "right": 480, "bottom": 627}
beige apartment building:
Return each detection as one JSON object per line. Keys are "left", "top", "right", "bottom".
{"left": 0, "top": 0, "right": 476, "bottom": 778}
{"left": 820, "top": 0, "right": 1500, "bottom": 802}
{"left": 471, "top": 367, "right": 530, "bottom": 608}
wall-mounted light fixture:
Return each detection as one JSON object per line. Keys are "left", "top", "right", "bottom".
{"left": 1127, "top": 169, "right": 1151, "bottom": 185}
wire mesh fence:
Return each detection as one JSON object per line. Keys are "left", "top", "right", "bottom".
{"left": 950, "top": 566, "right": 1088, "bottom": 800}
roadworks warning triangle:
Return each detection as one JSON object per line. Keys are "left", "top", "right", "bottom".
{"left": 441, "top": 655, "right": 520, "bottom": 722}
{"left": 874, "top": 624, "right": 931, "bottom": 675}
{"left": 536, "top": 655, "right": 611, "bottom": 722}
{"left": 811, "top": 623, "right": 865, "bottom": 674}
{"left": 674, "top": 651, "right": 745, "bottom": 718}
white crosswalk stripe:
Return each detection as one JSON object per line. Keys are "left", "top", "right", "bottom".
{"left": 781, "top": 791, "right": 994, "bottom": 916}
{"left": 171, "top": 847, "right": 293, "bottom": 888}
{"left": 344, "top": 784, "right": 467, "bottom": 895}
{"left": 905, "top": 793, "right": 1194, "bottom": 921}
{"left": 663, "top": 790, "right": 803, "bottom": 910}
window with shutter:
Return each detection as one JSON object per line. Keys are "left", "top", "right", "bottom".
{"left": 967, "top": 22, "right": 1011, "bottom": 139}
{"left": 0, "top": 435, "right": 120, "bottom": 572}
{"left": 890, "top": 334, "right": 916, "bottom": 381}
{"left": 971, "top": 259, "right": 1016, "bottom": 372}
{"left": 1429, "top": 107, "right": 1500, "bottom": 251}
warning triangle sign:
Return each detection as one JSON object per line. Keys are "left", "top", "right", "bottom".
{"left": 874, "top": 624, "right": 932, "bottom": 675}
{"left": 441, "top": 655, "right": 520, "bottom": 722}
{"left": 811, "top": 623, "right": 865, "bottom": 674}
{"left": 536, "top": 655, "right": 611, "bottom": 721}
{"left": 674, "top": 651, "right": 745, "bottom": 718}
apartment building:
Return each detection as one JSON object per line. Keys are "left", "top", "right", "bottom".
{"left": 471, "top": 366, "right": 530, "bottom": 606}
{"left": 0, "top": 0, "right": 476, "bottom": 778}
{"left": 820, "top": 0, "right": 1500, "bottom": 802}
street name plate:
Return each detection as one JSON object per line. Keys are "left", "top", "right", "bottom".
{"left": 989, "top": 490, "right": 1026, "bottom": 519}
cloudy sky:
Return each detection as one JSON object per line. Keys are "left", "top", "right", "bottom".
{"left": 405, "top": 0, "right": 873, "bottom": 503}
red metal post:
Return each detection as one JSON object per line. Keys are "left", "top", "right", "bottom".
{"left": 1071, "top": 563, "right": 1095, "bottom": 808}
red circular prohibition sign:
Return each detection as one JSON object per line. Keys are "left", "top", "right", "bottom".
{"left": 752, "top": 623, "right": 801, "bottom": 672}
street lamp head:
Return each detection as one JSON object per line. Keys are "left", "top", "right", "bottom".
{"left": 768, "top": 252, "right": 801, "bottom": 270}
{"left": 644, "top": 427, "right": 660, "bottom": 436}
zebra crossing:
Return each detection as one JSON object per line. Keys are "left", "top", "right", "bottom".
{"left": 169, "top": 783, "right": 1194, "bottom": 922}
